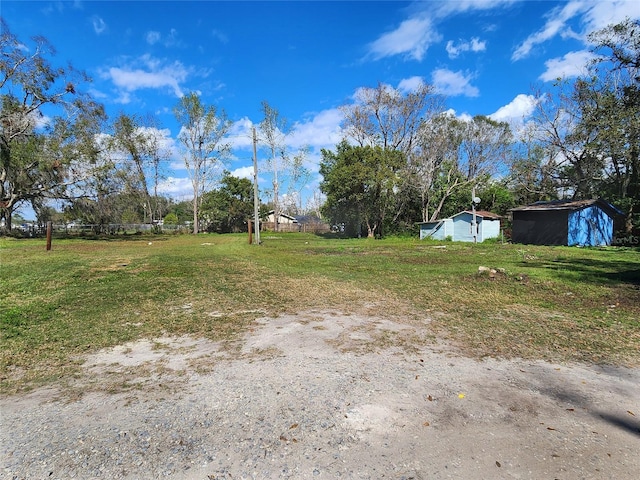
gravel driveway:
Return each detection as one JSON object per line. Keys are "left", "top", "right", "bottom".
{"left": 2, "top": 309, "right": 639, "bottom": 479}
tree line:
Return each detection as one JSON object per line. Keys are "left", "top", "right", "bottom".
{"left": 320, "top": 18, "right": 639, "bottom": 237}
{"left": 2, "top": 18, "right": 638, "bottom": 237}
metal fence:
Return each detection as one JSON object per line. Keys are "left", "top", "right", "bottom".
{"left": 7, "top": 223, "right": 191, "bottom": 237}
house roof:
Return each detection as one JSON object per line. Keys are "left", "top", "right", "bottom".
{"left": 294, "top": 214, "right": 324, "bottom": 224}
{"left": 454, "top": 210, "right": 502, "bottom": 220}
{"left": 266, "top": 210, "right": 297, "bottom": 222}
{"left": 510, "top": 199, "right": 623, "bottom": 216}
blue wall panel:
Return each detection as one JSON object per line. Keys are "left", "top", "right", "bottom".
{"left": 568, "top": 206, "right": 613, "bottom": 246}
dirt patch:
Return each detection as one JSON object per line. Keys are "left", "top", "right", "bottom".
{"left": 2, "top": 310, "right": 639, "bottom": 479}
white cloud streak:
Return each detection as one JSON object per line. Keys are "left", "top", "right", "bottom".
{"left": 512, "top": 0, "right": 640, "bottom": 61}
{"left": 157, "top": 176, "right": 193, "bottom": 199}
{"left": 431, "top": 69, "right": 479, "bottom": 97}
{"left": 397, "top": 76, "right": 426, "bottom": 93}
{"left": 539, "top": 50, "right": 595, "bottom": 82}
{"left": 368, "top": 16, "right": 441, "bottom": 61}
{"left": 101, "top": 54, "right": 190, "bottom": 100}
{"left": 446, "top": 37, "right": 487, "bottom": 59}
{"left": 91, "top": 15, "right": 107, "bottom": 35}
{"left": 367, "top": 0, "right": 514, "bottom": 61}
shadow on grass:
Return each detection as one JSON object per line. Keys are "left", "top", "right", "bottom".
{"left": 521, "top": 256, "right": 640, "bottom": 287}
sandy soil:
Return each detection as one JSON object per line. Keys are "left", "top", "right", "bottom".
{"left": 2, "top": 309, "right": 639, "bottom": 479}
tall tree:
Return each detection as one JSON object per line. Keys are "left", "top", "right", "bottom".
{"left": 258, "top": 101, "right": 287, "bottom": 231}
{"left": 529, "top": 81, "right": 604, "bottom": 200}
{"left": 409, "top": 114, "right": 512, "bottom": 221}
{"left": 0, "top": 19, "right": 98, "bottom": 230}
{"left": 257, "top": 101, "right": 309, "bottom": 230}
{"left": 340, "top": 81, "right": 444, "bottom": 228}
{"left": 174, "top": 92, "right": 231, "bottom": 234}
{"left": 582, "top": 18, "right": 640, "bottom": 231}
{"left": 108, "top": 113, "right": 169, "bottom": 224}
{"left": 200, "top": 171, "right": 254, "bottom": 233}
{"left": 320, "top": 141, "right": 404, "bottom": 238}
{"left": 409, "top": 113, "right": 463, "bottom": 221}
{"left": 507, "top": 125, "right": 559, "bottom": 206}
{"left": 341, "top": 81, "right": 444, "bottom": 154}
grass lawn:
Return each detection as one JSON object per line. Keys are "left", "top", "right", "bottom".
{"left": 1, "top": 232, "right": 639, "bottom": 394}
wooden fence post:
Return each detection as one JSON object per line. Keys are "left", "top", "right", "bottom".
{"left": 46, "top": 221, "right": 52, "bottom": 251}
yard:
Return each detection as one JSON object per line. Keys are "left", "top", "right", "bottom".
{"left": 2, "top": 233, "right": 640, "bottom": 479}
{"left": 2, "top": 233, "right": 639, "bottom": 395}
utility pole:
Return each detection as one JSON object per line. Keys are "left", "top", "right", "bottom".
{"left": 471, "top": 185, "right": 480, "bottom": 244}
{"left": 252, "top": 127, "right": 260, "bottom": 245}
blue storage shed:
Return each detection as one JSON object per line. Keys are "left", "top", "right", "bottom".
{"left": 510, "top": 199, "right": 623, "bottom": 246}
{"left": 419, "top": 210, "right": 501, "bottom": 242}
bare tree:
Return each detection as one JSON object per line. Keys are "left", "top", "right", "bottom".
{"left": 0, "top": 19, "right": 99, "bottom": 230}
{"left": 411, "top": 114, "right": 512, "bottom": 221}
{"left": 258, "top": 101, "right": 309, "bottom": 230}
{"left": 340, "top": 81, "right": 444, "bottom": 155}
{"left": 174, "top": 92, "right": 231, "bottom": 234}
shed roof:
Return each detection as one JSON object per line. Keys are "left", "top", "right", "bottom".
{"left": 453, "top": 210, "right": 502, "bottom": 220}
{"left": 510, "top": 199, "right": 623, "bottom": 216}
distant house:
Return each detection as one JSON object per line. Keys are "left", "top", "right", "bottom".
{"left": 262, "top": 210, "right": 298, "bottom": 232}
{"left": 294, "top": 214, "right": 330, "bottom": 234}
{"left": 418, "top": 210, "right": 501, "bottom": 242}
{"left": 510, "top": 199, "right": 623, "bottom": 246}
{"left": 264, "top": 210, "right": 298, "bottom": 225}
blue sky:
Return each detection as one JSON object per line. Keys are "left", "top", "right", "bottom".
{"left": 4, "top": 0, "right": 640, "bottom": 217}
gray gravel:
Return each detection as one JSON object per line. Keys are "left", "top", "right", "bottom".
{"left": 2, "top": 310, "right": 639, "bottom": 479}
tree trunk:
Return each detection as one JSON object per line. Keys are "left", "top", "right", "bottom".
{"left": 1, "top": 206, "right": 12, "bottom": 231}
{"left": 193, "top": 192, "right": 199, "bottom": 234}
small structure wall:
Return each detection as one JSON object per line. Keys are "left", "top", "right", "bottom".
{"left": 511, "top": 200, "right": 619, "bottom": 246}
{"left": 419, "top": 219, "right": 453, "bottom": 240}
{"left": 419, "top": 212, "right": 500, "bottom": 242}
{"left": 512, "top": 210, "right": 568, "bottom": 245}
{"left": 480, "top": 216, "right": 501, "bottom": 241}
{"left": 451, "top": 212, "right": 501, "bottom": 242}
{"left": 568, "top": 205, "right": 613, "bottom": 246}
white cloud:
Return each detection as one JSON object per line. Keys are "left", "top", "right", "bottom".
{"left": 157, "top": 176, "right": 193, "bottom": 199}
{"left": 102, "top": 54, "right": 189, "bottom": 98}
{"left": 511, "top": 0, "right": 640, "bottom": 61}
{"left": 539, "top": 50, "right": 595, "bottom": 82}
{"left": 441, "top": 108, "right": 473, "bottom": 122}
{"left": 230, "top": 166, "right": 255, "bottom": 180}
{"left": 91, "top": 15, "right": 107, "bottom": 35}
{"left": 397, "top": 76, "right": 425, "bottom": 93}
{"left": 139, "top": 126, "right": 179, "bottom": 160}
{"left": 146, "top": 31, "right": 161, "bottom": 45}
{"left": 446, "top": 37, "right": 487, "bottom": 59}
{"left": 367, "top": 0, "right": 514, "bottom": 61}
{"left": 226, "top": 117, "right": 255, "bottom": 150}
{"left": 430, "top": 0, "right": 518, "bottom": 18}
{"left": 289, "top": 108, "right": 344, "bottom": 150}
{"left": 431, "top": 68, "right": 479, "bottom": 97}
{"left": 489, "top": 94, "right": 539, "bottom": 122}
{"left": 368, "top": 16, "right": 440, "bottom": 61}
{"left": 512, "top": 1, "right": 588, "bottom": 61}
{"left": 581, "top": 0, "right": 640, "bottom": 35}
